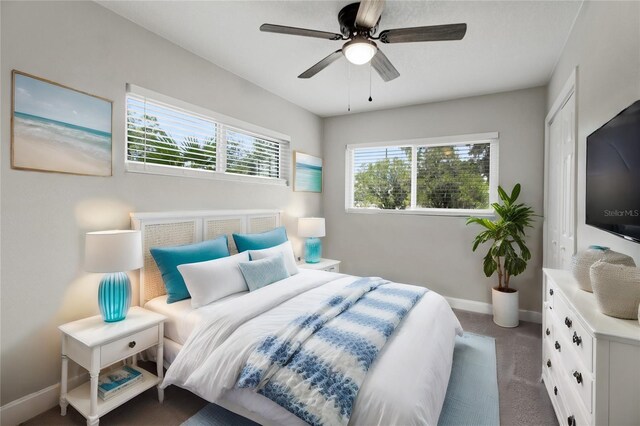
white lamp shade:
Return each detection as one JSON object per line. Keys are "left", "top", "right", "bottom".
{"left": 85, "top": 230, "right": 143, "bottom": 273}
{"left": 298, "top": 217, "right": 326, "bottom": 238}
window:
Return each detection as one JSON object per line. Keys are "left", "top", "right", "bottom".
{"left": 126, "top": 85, "right": 290, "bottom": 184}
{"left": 346, "top": 133, "right": 499, "bottom": 215}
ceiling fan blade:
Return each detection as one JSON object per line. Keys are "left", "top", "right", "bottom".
{"left": 298, "top": 50, "right": 343, "bottom": 79}
{"left": 379, "top": 23, "right": 467, "bottom": 43}
{"left": 371, "top": 49, "right": 399, "bottom": 82}
{"left": 355, "top": 0, "right": 385, "bottom": 29}
{"left": 260, "top": 24, "right": 343, "bottom": 41}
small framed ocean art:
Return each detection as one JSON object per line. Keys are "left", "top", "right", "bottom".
{"left": 293, "top": 151, "right": 323, "bottom": 193}
{"left": 11, "top": 71, "right": 112, "bottom": 176}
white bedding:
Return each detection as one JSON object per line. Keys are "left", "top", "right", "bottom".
{"left": 161, "top": 270, "right": 462, "bottom": 425}
{"left": 145, "top": 292, "right": 247, "bottom": 344}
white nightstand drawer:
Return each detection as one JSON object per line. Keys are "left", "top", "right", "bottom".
{"left": 101, "top": 326, "right": 158, "bottom": 367}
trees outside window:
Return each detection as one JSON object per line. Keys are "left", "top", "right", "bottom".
{"left": 348, "top": 139, "right": 496, "bottom": 212}
{"left": 126, "top": 93, "right": 287, "bottom": 182}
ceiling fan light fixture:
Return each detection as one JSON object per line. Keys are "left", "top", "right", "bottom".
{"left": 343, "top": 38, "right": 377, "bottom": 65}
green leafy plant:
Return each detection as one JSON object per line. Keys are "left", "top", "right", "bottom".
{"left": 466, "top": 183, "right": 536, "bottom": 292}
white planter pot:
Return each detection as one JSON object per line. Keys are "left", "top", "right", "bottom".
{"left": 492, "top": 287, "right": 519, "bottom": 328}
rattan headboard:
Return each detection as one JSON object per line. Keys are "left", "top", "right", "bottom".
{"left": 130, "top": 209, "right": 282, "bottom": 305}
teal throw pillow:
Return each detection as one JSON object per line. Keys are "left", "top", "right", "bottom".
{"left": 238, "top": 253, "right": 290, "bottom": 292}
{"left": 150, "top": 236, "right": 230, "bottom": 303}
{"left": 233, "top": 226, "right": 288, "bottom": 253}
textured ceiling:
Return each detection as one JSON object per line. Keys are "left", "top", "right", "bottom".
{"left": 98, "top": 1, "right": 582, "bottom": 117}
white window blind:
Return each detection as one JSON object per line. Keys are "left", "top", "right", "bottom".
{"left": 346, "top": 134, "right": 499, "bottom": 215}
{"left": 127, "top": 95, "right": 218, "bottom": 170}
{"left": 126, "top": 86, "right": 290, "bottom": 184}
{"left": 225, "top": 127, "right": 288, "bottom": 180}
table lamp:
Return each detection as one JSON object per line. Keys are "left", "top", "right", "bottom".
{"left": 298, "top": 217, "right": 325, "bottom": 264}
{"left": 85, "top": 230, "right": 143, "bottom": 322}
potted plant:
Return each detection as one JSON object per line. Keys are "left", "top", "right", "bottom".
{"left": 466, "top": 183, "right": 536, "bottom": 327}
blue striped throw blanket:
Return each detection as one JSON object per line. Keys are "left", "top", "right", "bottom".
{"left": 236, "top": 277, "right": 428, "bottom": 426}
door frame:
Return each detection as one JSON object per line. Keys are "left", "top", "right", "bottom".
{"left": 543, "top": 67, "right": 578, "bottom": 268}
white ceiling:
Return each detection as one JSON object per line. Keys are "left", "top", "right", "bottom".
{"left": 98, "top": 1, "right": 582, "bottom": 117}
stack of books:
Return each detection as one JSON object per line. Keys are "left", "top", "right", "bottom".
{"left": 98, "top": 365, "right": 143, "bottom": 400}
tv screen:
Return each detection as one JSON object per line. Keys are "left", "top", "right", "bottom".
{"left": 586, "top": 100, "right": 640, "bottom": 243}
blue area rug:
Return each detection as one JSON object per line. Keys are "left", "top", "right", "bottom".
{"left": 438, "top": 332, "right": 500, "bottom": 426}
{"left": 182, "top": 332, "right": 499, "bottom": 426}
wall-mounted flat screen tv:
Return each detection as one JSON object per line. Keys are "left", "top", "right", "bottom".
{"left": 586, "top": 100, "right": 640, "bottom": 243}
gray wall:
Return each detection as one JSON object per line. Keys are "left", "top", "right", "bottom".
{"left": 322, "top": 87, "right": 546, "bottom": 312}
{"left": 0, "top": 1, "right": 323, "bottom": 405}
{"left": 547, "top": 1, "right": 640, "bottom": 263}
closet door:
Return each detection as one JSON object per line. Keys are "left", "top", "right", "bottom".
{"left": 547, "top": 115, "right": 562, "bottom": 268}
{"left": 558, "top": 93, "right": 576, "bottom": 268}
{"left": 545, "top": 92, "right": 576, "bottom": 269}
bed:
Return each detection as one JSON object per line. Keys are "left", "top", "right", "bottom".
{"left": 131, "top": 210, "right": 462, "bottom": 426}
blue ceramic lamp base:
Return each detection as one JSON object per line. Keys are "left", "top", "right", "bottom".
{"left": 98, "top": 272, "right": 131, "bottom": 322}
{"left": 305, "top": 237, "right": 322, "bottom": 264}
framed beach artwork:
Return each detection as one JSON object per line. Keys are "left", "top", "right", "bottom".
{"left": 293, "top": 151, "right": 323, "bottom": 193}
{"left": 11, "top": 71, "right": 112, "bottom": 176}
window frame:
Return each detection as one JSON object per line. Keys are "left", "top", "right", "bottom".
{"left": 345, "top": 132, "right": 499, "bottom": 217}
{"left": 125, "top": 84, "right": 291, "bottom": 186}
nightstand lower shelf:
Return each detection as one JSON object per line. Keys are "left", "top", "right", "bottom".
{"left": 66, "top": 368, "right": 160, "bottom": 419}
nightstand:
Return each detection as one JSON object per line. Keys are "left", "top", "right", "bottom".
{"left": 58, "top": 306, "right": 166, "bottom": 426}
{"left": 298, "top": 258, "right": 341, "bottom": 273}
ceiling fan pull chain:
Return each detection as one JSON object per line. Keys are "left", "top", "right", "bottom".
{"left": 369, "top": 61, "right": 373, "bottom": 102}
{"left": 347, "top": 61, "right": 351, "bottom": 112}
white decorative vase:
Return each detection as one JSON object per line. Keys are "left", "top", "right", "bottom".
{"left": 492, "top": 287, "right": 519, "bottom": 328}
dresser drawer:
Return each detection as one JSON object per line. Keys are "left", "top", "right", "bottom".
{"left": 553, "top": 294, "right": 594, "bottom": 372}
{"left": 546, "top": 353, "right": 591, "bottom": 426}
{"left": 543, "top": 359, "right": 570, "bottom": 426}
{"left": 557, "top": 360, "right": 592, "bottom": 426}
{"left": 543, "top": 339, "right": 557, "bottom": 382}
{"left": 101, "top": 326, "right": 159, "bottom": 367}
{"left": 560, "top": 341, "right": 594, "bottom": 414}
{"left": 543, "top": 303, "right": 554, "bottom": 344}
{"left": 325, "top": 265, "right": 339, "bottom": 272}
{"left": 547, "top": 328, "right": 594, "bottom": 421}
{"left": 545, "top": 277, "right": 557, "bottom": 308}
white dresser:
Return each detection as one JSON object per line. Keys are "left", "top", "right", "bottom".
{"left": 542, "top": 269, "right": 640, "bottom": 426}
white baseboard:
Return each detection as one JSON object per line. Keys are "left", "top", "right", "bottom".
{"left": 445, "top": 296, "right": 542, "bottom": 324}
{"left": 0, "top": 373, "right": 86, "bottom": 426}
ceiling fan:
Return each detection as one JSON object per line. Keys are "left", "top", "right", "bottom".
{"left": 260, "top": 0, "right": 467, "bottom": 82}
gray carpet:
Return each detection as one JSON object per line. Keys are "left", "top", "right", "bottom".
{"left": 453, "top": 309, "right": 558, "bottom": 426}
{"left": 23, "top": 310, "right": 556, "bottom": 425}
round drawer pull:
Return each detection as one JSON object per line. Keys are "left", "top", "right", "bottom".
{"left": 567, "top": 415, "right": 575, "bottom": 426}
{"left": 545, "top": 328, "right": 550, "bottom": 336}
{"left": 572, "top": 331, "right": 582, "bottom": 346}
{"left": 128, "top": 341, "right": 136, "bottom": 349}
{"left": 555, "top": 341, "right": 561, "bottom": 351}
{"left": 573, "top": 371, "right": 583, "bottom": 384}
{"left": 553, "top": 386, "right": 558, "bottom": 396}
{"left": 564, "top": 317, "right": 572, "bottom": 328}
{"left": 549, "top": 289, "right": 554, "bottom": 296}
{"left": 547, "top": 359, "right": 552, "bottom": 368}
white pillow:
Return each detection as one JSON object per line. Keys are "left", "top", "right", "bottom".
{"left": 177, "top": 251, "right": 249, "bottom": 309}
{"left": 248, "top": 241, "right": 299, "bottom": 276}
